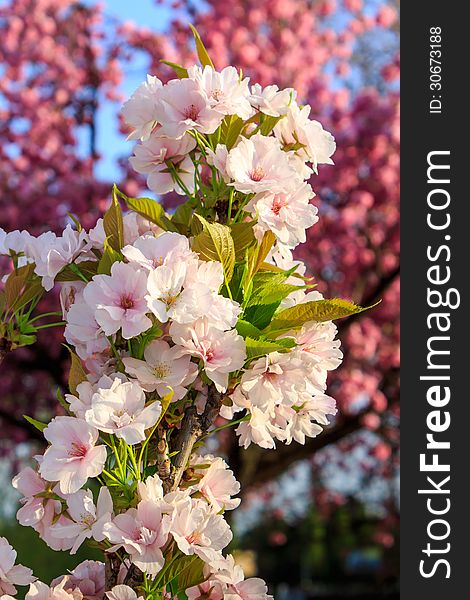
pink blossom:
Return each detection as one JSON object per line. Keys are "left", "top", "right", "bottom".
{"left": 50, "top": 487, "right": 113, "bottom": 554}
{"left": 274, "top": 103, "right": 336, "bottom": 171}
{"left": 85, "top": 377, "right": 162, "bottom": 445}
{"left": 0, "top": 537, "right": 35, "bottom": 596}
{"left": 106, "top": 585, "right": 144, "bottom": 600}
{"left": 66, "top": 373, "right": 128, "bottom": 420}
{"left": 64, "top": 299, "right": 108, "bottom": 363}
{"left": 129, "top": 135, "right": 197, "bottom": 195}
{"left": 39, "top": 417, "right": 107, "bottom": 494}
{"left": 104, "top": 501, "right": 170, "bottom": 576}
{"left": 121, "top": 75, "right": 163, "bottom": 141}
{"left": 226, "top": 134, "right": 299, "bottom": 194}
{"left": 146, "top": 262, "right": 210, "bottom": 324}
{"left": 83, "top": 262, "right": 152, "bottom": 339}
{"left": 170, "top": 319, "right": 246, "bottom": 392}
{"left": 249, "top": 83, "right": 295, "bottom": 117}
{"left": 170, "top": 499, "right": 232, "bottom": 565}
{"left": 123, "top": 339, "right": 197, "bottom": 400}
{"left": 51, "top": 561, "right": 104, "bottom": 600}
{"left": 188, "top": 65, "right": 252, "bottom": 119}
{"left": 155, "top": 78, "right": 223, "bottom": 139}
{"left": 190, "top": 455, "right": 241, "bottom": 511}
{"left": 122, "top": 231, "right": 196, "bottom": 271}
{"left": 25, "top": 580, "right": 77, "bottom": 600}
{"left": 249, "top": 182, "right": 318, "bottom": 248}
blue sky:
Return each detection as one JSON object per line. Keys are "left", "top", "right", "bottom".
{"left": 80, "top": 1, "right": 177, "bottom": 182}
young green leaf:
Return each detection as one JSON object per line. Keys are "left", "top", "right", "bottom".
{"left": 191, "top": 215, "right": 236, "bottom": 282}
{"left": 64, "top": 346, "right": 87, "bottom": 395}
{"left": 103, "top": 186, "right": 124, "bottom": 251}
{"left": 265, "top": 298, "right": 379, "bottom": 335}
{"left": 230, "top": 221, "right": 257, "bottom": 260}
{"left": 23, "top": 415, "right": 48, "bottom": 432}
{"left": 160, "top": 60, "right": 189, "bottom": 78}
{"left": 244, "top": 336, "right": 296, "bottom": 360}
{"left": 55, "top": 260, "right": 98, "bottom": 282}
{"left": 97, "top": 240, "right": 122, "bottom": 275}
{"left": 114, "top": 187, "right": 178, "bottom": 232}
{"left": 189, "top": 24, "right": 214, "bottom": 68}
{"left": 235, "top": 319, "right": 263, "bottom": 339}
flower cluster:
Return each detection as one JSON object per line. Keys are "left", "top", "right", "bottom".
{"left": 0, "top": 29, "right": 371, "bottom": 600}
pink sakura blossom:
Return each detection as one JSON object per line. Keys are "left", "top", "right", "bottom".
{"left": 190, "top": 455, "right": 241, "bottom": 512}
{"left": 186, "top": 580, "right": 224, "bottom": 600}
{"left": 129, "top": 134, "right": 197, "bottom": 195}
{"left": 85, "top": 377, "right": 162, "bottom": 445}
{"left": 59, "top": 281, "right": 86, "bottom": 318}
{"left": 274, "top": 102, "right": 336, "bottom": 171}
{"left": 235, "top": 407, "right": 281, "bottom": 450}
{"left": 50, "top": 487, "right": 113, "bottom": 554}
{"left": 145, "top": 262, "right": 210, "bottom": 324}
{"left": 226, "top": 133, "right": 299, "bottom": 194}
{"left": 88, "top": 213, "right": 146, "bottom": 250}
{"left": 121, "top": 75, "right": 163, "bottom": 141}
{"left": 283, "top": 395, "right": 337, "bottom": 444}
{"left": 25, "top": 579, "right": 77, "bottom": 600}
{"left": 28, "top": 226, "right": 90, "bottom": 291}
{"left": 248, "top": 182, "right": 318, "bottom": 248}
{"left": 83, "top": 262, "right": 152, "bottom": 339}
{"left": 209, "top": 555, "right": 273, "bottom": 600}
{"left": 39, "top": 417, "right": 107, "bottom": 494}
{"left": 0, "top": 537, "right": 35, "bottom": 596}
{"left": 122, "top": 231, "right": 196, "bottom": 272}
{"left": 170, "top": 498, "right": 232, "bottom": 565}
{"left": 104, "top": 501, "right": 171, "bottom": 576}
{"left": 51, "top": 561, "right": 105, "bottom": 600}
{"left": 123, "top": 339, "right": 198, "bottom": 400}
{"left": 64, "top": 299, "right": 109, "bottom": 363}
{"left": 249, "top": 83, "right": 296, "bottom": 117}
{"left": 170, "top": 319, "right": 246, "bottom": 392}
{"left": 0, "top": 228, "right": 33, "bottom": 256}
{"left": 206, "top": 144, "right": 230, "bottom": 182}
{"left": 154, "top": 78, "right": 223, "bottom": 139}
{"left": 188, "top": 65, "right": 253, "bottom": 119}
{"left": 106, "top": 585, "right": 144, "bottom": 600}
{"left": 12, "top": 466, "right": 74, "bottom": 552}
{"left": 66, "top": 373, "right": 128, "bottom": 420}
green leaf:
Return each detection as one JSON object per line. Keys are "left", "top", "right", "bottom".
{"left": 24, "top": 415, "right": 47, "bottom": 432}
{"left": 162, "top": 553, "right": 206, "bottom": 594}
{"left": 245, "top": 336, "right": 295, "bottom": 360}
{"left": 64, "top": 346, "right": 87, "bottom": 395}
{"left": 160, "top": 59, "right": 188, "bottom": 78}
{"left": 103, "top": 186, "right": 124, "bottom": 251}
{"left": 4, "top": 263, "right": 35, "bottom": 310}
{"left": 243, "top": 302, "right": 281, "bottom": 330}
{"left": 230, "top": 221, "right": 257, "bottom": 260}
{"left": 220, "top": 114, "right": 244, "bottom": 149}
{"left": 97, "top": 240, "right": 122, "bottom": 275}
{"left": 245, "top": 270, "right": 303, "bottom": 308}
{"left": 266, "top": 299, "right": 379, "bottom": 335}
{"left": 56, "top": 387, "right": 70, "bottom": 413}
{"left": 171, "top": 198, "right": 198, "bottom": 234}
{"left": 236, "top": 319, "right": 263, "bottom": 339}
{"left": 191, "top": 215, "right": 235, "bottom": 282}
{"left": 55, "top": 260, "right": 98, "bottom": 282}
{"left": 259, "top": 114, "right": 283, "bottom": 135}
{"left": 116, "top": 188, "right": 178, "bottom": 232}
{"left": 189, "top": 24, "right": 214, "bottom": 68}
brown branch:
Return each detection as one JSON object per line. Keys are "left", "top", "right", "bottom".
{"left": 105, "top": 553, "right": 121, "bottom": 591}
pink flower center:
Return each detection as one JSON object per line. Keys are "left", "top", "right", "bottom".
{"left": 120, "top": 295, "right": 135, "bottom": 310}
{"left": 271, "top": 196, "right": 287, "bottom": 215}
{"left": 184, "top": 104, "right": 200, "bottom": 121}
{"left": 211, "top": 88, "right": 224, "bottom": 101}
{"left": 205, "top": 347, "right": 216, "bottom": 363}
{"left": 185, "top": 531, "right": 202, "bottom": 545}
{"left": 69, "top": 442, "right": 88, "bottom": 458}
{"left": 250, "top": 165, "right": 265, "bottom": 182}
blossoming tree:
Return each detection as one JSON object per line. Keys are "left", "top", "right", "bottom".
{"left": 0, "top": 29, "right": 375, "bottom": 599}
